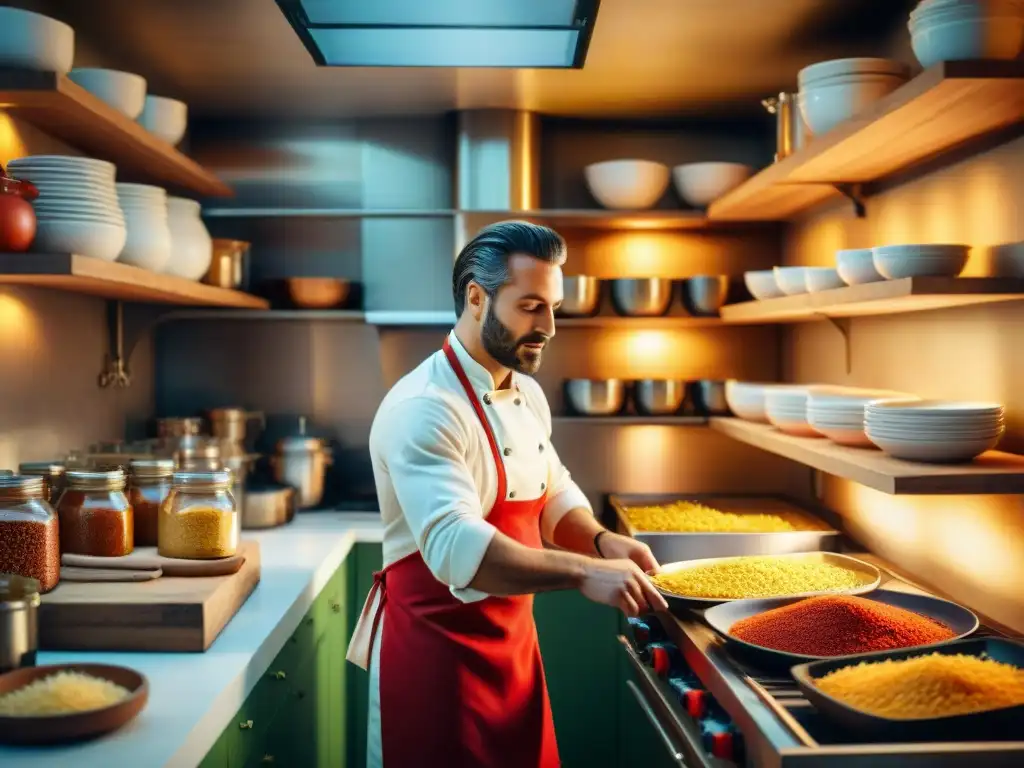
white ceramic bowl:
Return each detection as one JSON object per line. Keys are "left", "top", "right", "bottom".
{"left": 33, "top": 219, "right": 127, "bottom": 261}
{"left": 0, "top": 7, "right": 74, "bottom": 73}
{"left": 724, "top": 381, "right": 774, "bottom": 422}
{"left": 583, "top": 160, "right": 670, "bottom": 210}
{"left": 804, "top": 267, "right": 846, "bottom": 293}
{"left": 138, "top": 95, "right": 188, "bottom": 146}
{"left": 911, "top": 15, "right": 1024, "bottom": 66}
{"left": 773, "top": 266, "right": 809, "bottom": 296}
{"left": 744, "top": 270, "right": 785, "bottom": 300}
{"left": 866, "top": 431, "right": 1001, "bottom": 463}
{"left": 798, "top": 57, "right": 910, "bottom": 87}
{"left": 120, "top": 214, "right": 172, "bottom": 272}
{"left": 910, "top": 1, "right": 1024, "bottom": 28}
{"left": 872, "top": 244, "right": 970, "bottom": 279}
{"left": 836, "top": 248, "right": 884, "bottom": 285}
{"left": 671, "top": 162, "right": 753, "bottom": 207}
{"left": 800, "top": 75, "right": 908, "bottom": 136}
{"left": 68, "top": 68, "right": 148, "bottom": 119}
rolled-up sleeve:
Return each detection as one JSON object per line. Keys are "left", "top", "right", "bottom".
{"left": 378, "top": 396, "right": 496, "bottom": 602}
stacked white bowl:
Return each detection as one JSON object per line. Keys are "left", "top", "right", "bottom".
{"left": 807, "top": 386, "right": 919, "bottom": 447}
{"left": 724, "top": 381, "right": 776, "bottom": 422}
{"left": 836, "top": 248, "right": 884, "bottom": 285}
{"left": 872, "top": 244, "right": 970, "bottom": 279}
{"left": 115, "top": 183, "right": 172, "bottom": 272}
{"left": 909, "top": 0, "right": 1024, "bottom": 68}
{"left": 765, "top": 386, "right": 819, "bottom": 437}
{"left": 744, "top": 270, "right": 785, "bottom": 300}
{"left": 804, "top": 267, "right": 846, "bottom": 293}
{"left": 0, "top": 6, "right": 74, "bottom": 73}
{"left": 68, "top": 68, "right": 147, "bottom": 119}
{"left": 672, "top": 162, "right": 753, "bottom": 207}
{"left": 8, "top": 156, "right": 126, "bottom": 261}
{"left": 865, "top": 400, "right": 1005, "bottom": 462}
{"left": 583, "top": 160, "right": 670, "bottom": 210}
{"left": 798, "top": 58, "right": 910, "bottom": 136}
{"left": 773, "top": 266, "right": 809, "bottom": 296}
{"left": 138, "top": 95, "right": 189, "bottom": 146}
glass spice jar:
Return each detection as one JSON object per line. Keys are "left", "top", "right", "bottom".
{"left": 0, "top": 476, "right": 60, "bottom": 593}
{"left": 17, "top": 461, "right": 66, "bottom": 508}
{"left": 57, "top": 469, "right": 133, "bottom": 557}
{"left": 159, "top": 470, "right": 238, "bottom": 559}
{"left": 128, "top": 459, "right": 175, "bottom": 548}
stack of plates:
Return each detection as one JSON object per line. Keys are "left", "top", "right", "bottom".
{"left": 872, "top": 244, "right": 970, "bottom": 279}
{"left": 865, "top": 400, "right": 1005, "bottom": 462}
{"left": 807, "top": 387, "right": 918, "bottom": 447}
{"left": 765, "top": 386, "right": 819, "bottom": 437}
{"left": 115, "top": 184, "right": 172, "bottom": 272}
{"left": 8, "top": 156, "right": 126, "bottom": 261}
{"left": 724, "top": 381, "right": 775, "bottom": 422}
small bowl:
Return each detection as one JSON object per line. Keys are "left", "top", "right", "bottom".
{"left": 836, "top": 248, "right": 884, "bottom": 285}
{"left": 68, "top": 68, "right": 147, "bottom": 119}
{"left": 557, "top": 276, "right": 601, "bottom": 317}
{"left": 565, "top": 379, "right": 626, "bottom": 416}
{"left": 610, "top": 278, "right": 674, "bottom": 317}
{"left": 744, "top": 270, "right": 785, "bottom": 300}
{"left": 872, "top": 245, "right": 970, "bottom": 279}
{"left": 804, "top": 267, "right": 846, "bottom": 293}
{"left": 138, "top": 95, "right": 188, "bottom": 146}
{"left": 583, "top": 160, "right": 670, "bottom": 210}
{"left": 634, "top": 380, "right": 686, "bottom": 415}
{"left": 285, "top": 278, "right": 352, "bottom": 309}
{"left": 0, "top": 7, "right": 74, "bottom": 73}
{"left": 0, "top": 663, "right": 148, "bottom": 744}
{"left": 681, "top": 275, "right": 729, "bottom": 316}
{"left": 671, "top": 162, "right": 753, "bottom": 207}
{"left": 773, "top": 266, "right": 809, "bottom": 296}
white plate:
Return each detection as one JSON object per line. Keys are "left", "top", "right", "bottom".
{"left": 8, "top": 155, "right": 115, "bottom": 172}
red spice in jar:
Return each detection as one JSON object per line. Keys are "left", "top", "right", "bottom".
{"left": 729, "top": 595, "right": 956, "bottom": 656}
{"left": 0, "top": 519, "right": 60, "bottom": 592}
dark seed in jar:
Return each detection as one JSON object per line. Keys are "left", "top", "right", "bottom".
{"left": 0, "top": 519, "right": 60, "bottom": 592}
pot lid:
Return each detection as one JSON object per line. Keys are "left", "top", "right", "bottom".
{"left": 276, "top": 416, "right": 325, "bottom": 452}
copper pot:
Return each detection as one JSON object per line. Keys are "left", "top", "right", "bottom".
{"left": 204, "top": 239, "right": 250, "bottom": 289}
{"left": 285, "top": 278, "right": 352, "bottom": 309}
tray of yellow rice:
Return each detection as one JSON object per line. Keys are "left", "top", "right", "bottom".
{"left": 791, "top": 638, "right": 1024, "bottom": 741}
{"left": 610, "top": 494, "right": 839, "bottom": 565}
{"left": 649, "top": 552, "right": 880, "bottom": 607}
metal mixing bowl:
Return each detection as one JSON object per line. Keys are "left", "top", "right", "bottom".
{"left": 564, "top": 379, "right": 626, "bottom": 416}
{"left": 557, "top": 276, "right": 601, "bottom": 317}
{"left": 634, "top": 380, "right": 686, "bottom": 415}
{"left": 690, "top": 380, "right": 730, "bottom": 415}
{"left": 681, "top": 275, "right": 729, "bottom": 317}
{"left": 610, "top": 278, "right": 674, "bottom": 317}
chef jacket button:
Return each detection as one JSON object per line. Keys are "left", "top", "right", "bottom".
{"left": 509, "top": 490, "right": 517, "bottom": 499}
{"left": 503, "top": 447, "right": 512, "bottom": 456}
{"left": 538, "top": 443, "right": 545, "bottom": 452}
{"left": 483, "top": 394, "right": 492, "bottom": 405}
{"left": 541, "top": 482, "right": 546, "bottom": 491}
{"left": 514, "top": 398, "right": 522, "bottom": 406}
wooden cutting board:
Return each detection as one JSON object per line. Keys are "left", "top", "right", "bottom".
{"left": 62, "top": 548, "right": 245, "bottom": 577}
{"left": 40, "top": 540, "right": 261, "bottom": 652}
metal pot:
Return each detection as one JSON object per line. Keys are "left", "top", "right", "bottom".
{"left": 271, "top": 417, "right": 333, "bottom": 509}
{"left": 610, "top": 278, "right": 674, "bottom": 317}
{"left": 564, "top": 379, "right": 626, "bottom": 416}
{"left": 762, "top": 92, "right": 806, "bottom": 162}
{"left": 242, "top": 484, "right": 296, "bottom": 530}
{"left": 681, "top": 275, "right": 729, "bottom": 317}
{"left": 208, "top": 408, "right": 265, "bottom": 443}
{"left": 557, "top": 276, "right": 601, "bottom": 317}
{"left": 156, "top": 417, "right": 203, "bottom": 439}
{"left": 634, "top": 380, "right": 686, "bottom": 415}
{"left": 690, "top": 380, "right": 730, "bottom": 415}
{"left": 0, "top": 574, "right": 39, "bottom": 674}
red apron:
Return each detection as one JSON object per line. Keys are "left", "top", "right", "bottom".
{"left": 367, "top": 337, "right": 560, "bottom": 767}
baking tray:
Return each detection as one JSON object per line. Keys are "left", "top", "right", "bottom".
{"left": 703, "top": 589, "right": 979, "bottom": 672}
{"left": 792, "top": 637, "right": 1024, "bottom": 741}
{"left": 652, "top": 552, "right": 881, "bottom": 609}
{"left": 610, "top": 494, "right": 840, "bottom": 565}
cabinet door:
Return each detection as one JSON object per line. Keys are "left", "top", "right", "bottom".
{"left": 534, "top": 591, "right": 620, "bottom": 768}
{"left": 198, "top": 726, "right": 231, "bottom": 768}
{"left": 346, "top": 542, "right": 382, "bottom": 768}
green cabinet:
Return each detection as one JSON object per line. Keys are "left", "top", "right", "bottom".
{"left": 346, "top": 542, "right": 382, "bottom": 768}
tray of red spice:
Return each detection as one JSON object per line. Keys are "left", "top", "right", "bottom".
{"left": 704, "top": 590, "right": 978, "bottom": 671}
{"left": 791, "top": 638, "right": 1024, "bottom": 741}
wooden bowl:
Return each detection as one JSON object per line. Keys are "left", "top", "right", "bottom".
{"left": 285, "top": 277, "right": 351, "bottom": 309}
{"left": 0, "top": 663, "right": 148, "bottom": 744}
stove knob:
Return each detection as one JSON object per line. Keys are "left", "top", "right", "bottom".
{"left": 626, "top": 617, "right": 651, "bottom": 648}
{"left": 646, "top": 641, "right": 679, "bottom": 677}
{"left": 684, "top": 689, "right": 706, "bottom": 719}
{"left": 711, "top": 732, "right": 734, "bottom": 761}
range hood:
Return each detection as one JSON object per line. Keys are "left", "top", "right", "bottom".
{"left": 274, "top": 0, "right": 601, "bottom": 68}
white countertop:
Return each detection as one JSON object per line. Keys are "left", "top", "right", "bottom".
{"left": 0, "top": 511, "right": 384, "bottom": 768}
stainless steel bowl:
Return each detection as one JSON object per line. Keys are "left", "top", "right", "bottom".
{"left": 681, "top": 275, "right": 729, "bottom": 317}
{"left": 564, "top": 379, "right": 626, "bottom": 416}
{"left": 557, "top": 276, "right": 601, "bottom": 317}
{"left": 610, "top": 278, "right": 674, "bottom": 317}
{"left": 690, "top": 380, "right": 730, "bottom": 415}
{"left": 634, "top": 380, "right": 686, "bottom": 415}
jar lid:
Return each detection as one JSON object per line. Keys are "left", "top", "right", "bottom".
{"left": 66, "top": 469, "right": 126, "bottom": 490}
{"left": 18, "top": 461, "right": 66, "bottom": 477}
{"left": 0, "top": 475, "right": 45, "bottom": 496}
{"left": 172, "top": 470, "right": 232, "bottom": 489}
{"left": 0, "top": 573, "right": 41, "bottom": 610}
{"left": 130, "top": 458, "right": 176, "bottom": 478}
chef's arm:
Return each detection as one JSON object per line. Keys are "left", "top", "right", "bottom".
{"left": 549, "top": 507, "right": 605, "bottom": 556}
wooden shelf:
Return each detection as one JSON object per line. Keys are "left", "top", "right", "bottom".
{"left": 202, "top": 208, "right": 456, "bottom": 218}
{"left": 161, "top": 309, "right": 365, "bottom": 321}
{"left": 708, "top": 61, "right": 1024, "bottom": 221}
{"left": 555, "top": 416, "right": 708, "bottom": 426}
{"left": 458, "top": 209, "right": 762, "bottom": 231}
{"left": 0, "top": 253, "right": 269, "bottom": 308}
{"left": 0, "top": 70, "right": 232, "bottom": 198}
{"left": 709, "top": 417, "right": 1024, "bottom": 495}
{"left": 361, "top": 310, "right": 749, "bottom": 328}
{"left": 720, "top": 277, "right": 1024, "bottom": 323}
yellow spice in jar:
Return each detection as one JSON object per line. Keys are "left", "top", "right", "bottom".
{"left": 623, "top": 500, "right": 824, "bottom": 533}
{"left": 651, "top": 556, "right": 872, "bottom": 599}
{"left": 815, "top": 653, "right": 1024, "bottom": 719}
{"left": 159, "top": 506, "right": 236, "bottom": 559}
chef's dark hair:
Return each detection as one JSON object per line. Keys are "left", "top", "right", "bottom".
{"left": 452, "top": 220, "right": 566, "bottom": 316}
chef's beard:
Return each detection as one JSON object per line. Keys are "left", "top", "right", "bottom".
{"left": 481, "top": 306, "right": 549, "bottom": 375}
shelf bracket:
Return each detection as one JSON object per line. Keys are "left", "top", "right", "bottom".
{"left": 833, "top": 183, "right": 866, "bottom": 218}
{"left": 99, "top": 301, "right": 179, "bottom": 389}
{"left": 818, "top": 314, "right": 853, "bottom": 374}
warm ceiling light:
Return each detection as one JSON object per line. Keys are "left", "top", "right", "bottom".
{"left": 275, "top": 0, "right": 601, "bottom": 69}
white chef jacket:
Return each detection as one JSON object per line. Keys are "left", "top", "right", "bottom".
{"left": 347, "top": 330, "right": 593, "bottom": 767}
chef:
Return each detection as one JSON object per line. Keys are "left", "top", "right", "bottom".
{"left": 346, "top": 220, "right": 668, "bottom": 767}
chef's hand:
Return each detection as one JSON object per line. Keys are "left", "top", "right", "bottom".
{"left": 578, "top": 558, "right": 669, "bottom": 617}
{"left": 596, "top": 532, "right": 661, "bottom": 574}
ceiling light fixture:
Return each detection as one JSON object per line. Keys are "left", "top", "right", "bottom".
{"left": 274, "top": 0, "right": 601, "bottom": 69}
